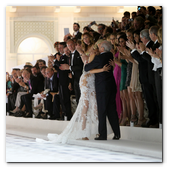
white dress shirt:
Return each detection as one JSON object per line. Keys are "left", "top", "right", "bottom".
{"left": 151, "top": 45, "right": 162, "bottom": 71}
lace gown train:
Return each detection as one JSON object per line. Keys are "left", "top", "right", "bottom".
{"left": 36, "top": 71, "right": 113, "bottom": 144}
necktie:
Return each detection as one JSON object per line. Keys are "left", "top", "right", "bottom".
{"left": 50, "top": 80, "right": 53, "bottom": 91}
{"left": 28, "top": 80, "right": 32, "bottom": 90}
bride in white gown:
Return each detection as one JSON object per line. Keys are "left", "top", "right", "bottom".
{"left": 36, "top": 38, "right": 113, "bottom": 144}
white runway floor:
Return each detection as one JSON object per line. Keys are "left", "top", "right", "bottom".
{"left": 6, "top": 134, "right": 161, "bottom": 162}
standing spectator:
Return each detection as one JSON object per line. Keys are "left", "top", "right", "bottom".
{"left": 48, "top": 43, "right": 72, "bottom": 120}
{"left": 126, "top": 29, "right": 158, "bottom": 128}
{"left": 133, "top": 16, "right": 145, "bottom": 31}
{"left": 132, "top": 12, "right": 137, "bottom": 20}
{"left": 146, "top": 27, "right": 162, "bottom": 126}
{"left": 73, "top": 23, "right": 82, "bottom": 40}
{"left": 59, "top": 39, "right": 84, "bottom": 104}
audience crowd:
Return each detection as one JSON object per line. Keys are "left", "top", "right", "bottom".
{"left": 6, "top": 6, "right": 162, "bottom": 128}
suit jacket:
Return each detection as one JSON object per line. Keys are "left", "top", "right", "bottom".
{"left": 131, "top": 50, "right": 149, "bottom": 84}
{"left": 53, "top": 54, "right": 71, "bottom": 86}
{"left": 47, "top": 72, "right": 59, "bottom": 93}
{"left": 75, "top": 31, "right": 82, "bottom": 40}
{"left": 84, "top": 52, "right": 117, "bottom": 93}
{"left": 70, "top": 50, "right": 84, "bottom": 83}
{"left": 37, "top": 72, "right": 44, "bottom": 92}
{"left": 29, "top": 75, "right": 42, "bottom": 96}
{"left": 142, "top": 40, "right": 160, "bottom": 85}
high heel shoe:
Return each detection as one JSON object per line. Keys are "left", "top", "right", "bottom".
{"left": 120, "top": 117, "right": 129, "bottom": 126}
{"left": 134, "top": 118, "right": 147, "bottom": 127}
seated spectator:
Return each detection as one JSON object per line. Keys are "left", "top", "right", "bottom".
{"left": 10, "top": 76, "right": 28, "bottom": 116}
{"left": 7, "top": 69, "right": 20, "bottom": 114}
{"left": 31, "top": 65, "right": 44, "bottom": 92}
{"left": 6, "top": 72, "right": 12, "bottom": 93}
{"left": 41, "top": 67, "right": 60, "bottom": 120}
{"left": 18, "top": 69, "right": 43, "bottom": 118}
{"left": 37, "top": 59, "right": 46, "bottom": 70}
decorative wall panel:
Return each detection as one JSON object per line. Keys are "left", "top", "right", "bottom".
{"left": 14, "top": 21, "right": 54, "bottom": 46}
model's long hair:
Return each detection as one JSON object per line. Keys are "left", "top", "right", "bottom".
{"left": 81, "top": 32, "right": 94, "bottom": 52}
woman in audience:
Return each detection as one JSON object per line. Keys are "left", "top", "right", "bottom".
{"left": 113, "top": 35, "right": 131, "bottom": 126}
{"left": 125, "top": 29, "right": 138, "bottom": 124}
{"left": 6, "top": 72, "right": 12, "bottom": 93}
{"left": 109, "top": 32, "right": 123, "bottom": 121}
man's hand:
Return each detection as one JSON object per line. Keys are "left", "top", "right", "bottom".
{"left": 76, "top": 45, "right": 84, "bottom": 55}
{"left": 68, "top": 83, "right": 73, "bottom": 91}
{"left": 48, "top": 55, "right": 55, "bottom": 63}
{"left": 19, "top": 81, "right": 25, "bottom": 87}
{"left": 146, "top": 47, "right": 154, "bottom": 56}
{"left": 41, "top": 94, "right": 46, "bottom": 98}
{"left": 138, "top": 42, "right": 146, "bottom": 52}
{"left": 126, "top": 41, "right": 135, "bottom": 50}
{"left": 59, "top": 64, "right": 70, "bottom": 70}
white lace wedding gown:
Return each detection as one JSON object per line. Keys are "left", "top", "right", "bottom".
{"left": 36, "top": 70, "right": 113, "bottom": 144}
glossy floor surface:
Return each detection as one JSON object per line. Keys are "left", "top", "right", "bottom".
{"left": 6, "top": 134, "right": 161, "bottom": 162}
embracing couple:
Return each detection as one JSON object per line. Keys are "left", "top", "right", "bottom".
{"left": 36, "top": 40, "right": 120, "bottom": 144}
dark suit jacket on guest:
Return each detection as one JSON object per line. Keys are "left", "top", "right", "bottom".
{"left": 70, "top": 50, "right": 84, "bottom": 83}
{"left": 46, "top": 72, "right": 59, "bottom": 93}
{"left": 142, "top": 40, "right": 160, "bottom": 85}
{"left": 53, "top": 54, "right": 71, "bottom": 86}
{"left": 29, "top": 75, "right": 42, "bottom": 96}
{"left": 75, "top": 31, "right": 82, "bottom": 40}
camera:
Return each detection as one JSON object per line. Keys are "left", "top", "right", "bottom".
{"left": 138, "top": 7, "right": 141, "bottom": 11}
{"left": 128, "top": 18, "right": 133, "bottom": 22}
{"left": 88, "top": 21, "right": 96, "bottom": 28}
{"left": 111, "top": 22, "right": 114, "bottom": 27}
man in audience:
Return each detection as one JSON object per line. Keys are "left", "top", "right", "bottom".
{"left": 72, "top": 22, "right": 82, "bottom": 40}
{"left": 132, "top": 12, "right": 137, "bottom": 20}
{"left": 31, "top": 66, "right": 44, "bottom": 92}
{"left": 48, "top": 43, "right": 72, "bottom": 120}
{"left": 42, "top": 67, "right": 60, "bottom": 120}
{"left": 126, "top": 28, "right": 158, "bottom": 128}
{"left": 18, "top": 69, "right": 42, "bottom": 118}
{"left": 133, "top": 16, "right": 145, "bottom": 31}
{"left": 38, "top": 59, "right": 46, "bottom": 70}
{"left": 59, "top": 39, "right": 83, "bottom": 104}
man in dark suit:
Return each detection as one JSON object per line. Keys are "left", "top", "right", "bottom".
{"left": 48, "top": 43, "right": 72, "bottom": 120}
{"left": 84, "top": 40, "right": 120, "bottom": 140}
{"left": 59, "top": 39, "right": 83, "bottom": 104}
{"left": 31, "top": 66, "right": 44, "bottom": 92}
{"left": 43, "top": 67, "right": 60, "bottom": 120}
{"left": 126, "top": 28, "right": 158, "bottom": 127}
{"left": 19, "top": 69, "right": 42, "bottom": 117}
{"left": 73, "top": 23, "right": 82, "bottom": 40}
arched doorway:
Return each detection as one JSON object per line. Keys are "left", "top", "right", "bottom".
{"left": 17, "top": 37, "right": 51, "bottom": 65}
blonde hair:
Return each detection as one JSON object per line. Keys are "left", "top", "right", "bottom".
{"left": 157, "top": 28, "right": 162, "bottom": 45}
{"left": 81, "top": 32, "right": 94, "bottom": 52}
